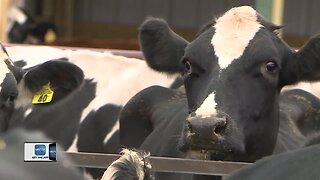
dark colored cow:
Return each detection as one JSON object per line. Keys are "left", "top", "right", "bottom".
{"left": 225, "top": 144, "right": 320, "bottom": 180}
{"left": 120, "top": 6, "right": 320, "bottom": 179}
{"left": 0, "top": 128, "right": 85, "bottom": 180}
{"left": 77, "top": 104, "right": 122, "bottom": 178}
{"left": 0, "top": 43, "right": 95, "bottom": 150}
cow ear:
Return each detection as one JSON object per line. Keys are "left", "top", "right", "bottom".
{"left": 139, "top": 18, "right": 189, "bottom": 74}
{"left": 15, "top": 60, "right": 84, "bottom": 108}
{"left": 280, "top": 34, "right": 320, "bottom": 87}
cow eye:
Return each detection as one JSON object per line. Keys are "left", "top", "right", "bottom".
{"left": 183, "top": 59, "right": 192, "bottom": 76}
{"left": 265, "top": 61, "right": 278, "bottom": 73}
{"left": 8, "top": 93, "right": 18, "bottom": 102}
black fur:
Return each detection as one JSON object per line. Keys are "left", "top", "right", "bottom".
{"left": 77, "top": 104, "right": 122, "bottom": 179}
{"left": 139, "top": 18, "right": 188, "bottom": 74}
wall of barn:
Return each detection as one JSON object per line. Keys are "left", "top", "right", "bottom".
{"left": 23, "top": 0, "right": 320, "bottom": 49}
{"left": 67, "top": 0, "right": 254, "bottom": 49}
{"left": 282, "top": 0, "right": 320, "bottom": 47}
{"left": 73, "top": 0, "right": 254, "bottom": 29}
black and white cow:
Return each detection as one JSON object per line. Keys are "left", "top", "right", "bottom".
{"left": 0, "top": 43, "right": 95, "bottom": 150}
{"left": 120, "top": 6, "right": 320, "bottom": 179}
{"left": 5, "top": 46, "right": 181, "bottom": 137}
{"left": 5, "top": 45, "right": 182, "bottom": 179}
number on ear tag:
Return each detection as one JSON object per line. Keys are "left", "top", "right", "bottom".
{"left": 32, "top": 82, "right": 54, "bottom": 104}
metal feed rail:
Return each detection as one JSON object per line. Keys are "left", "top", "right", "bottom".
{"left": 63, "top": 152, "right": 250, "bottom": 176}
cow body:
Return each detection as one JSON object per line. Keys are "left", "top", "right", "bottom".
{"left": 225, "top": 144, "right": 320, "bottom": 180}
{"left": 5, "top": 45, "right": 179, "bottom": 147}
{"left": 120, "top": 6, "right": 320, "bottom": 179}
{"left": 4, "top": 45, "right": 180, "bottom": 179}
{"left": 0, "top": 44, "right": 90, "bottom": 150}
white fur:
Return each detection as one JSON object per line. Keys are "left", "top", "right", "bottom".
{"left": 14, "top": 79, "right": 33, "bottom": 109}
{"left": 66, "top": 49, "right": 178, "bottom": 120}
{"left": 211, "top": 6, "right": 262, "bottom": 69}
{"left": 195, "top": 92, "right": 217, "bottom": 118}
{"left": 8, "top": 7, "right": 27, "bottom": 24}
{"left": 7, "top": 46, "right": 178, "bottom": 120}
{"left": 23, "top": 108, "right": 33, "bottom": 118}
{"left": 6, "top": 46, "right": 66, "bottom": 68}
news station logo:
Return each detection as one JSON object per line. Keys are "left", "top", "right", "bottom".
{"left": 24, "top": 142, "right": 56, "bottom": 162}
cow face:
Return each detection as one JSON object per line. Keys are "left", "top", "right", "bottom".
{"left": 140, "top": 6, "right": 320, "bottom": 162}
{"left": 0, "top": 43, "right": 84, "bottom": 133}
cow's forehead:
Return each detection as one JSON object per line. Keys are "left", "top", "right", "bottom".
{"left": 0, "top": 44, "right": 11, "bottom": 87}
{"left": 211, "top": 6, "right": 262, "bottom": 69}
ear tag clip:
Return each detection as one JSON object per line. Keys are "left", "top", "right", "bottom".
{"left": 32, "top": 82, "right": 54, "bottom": 104}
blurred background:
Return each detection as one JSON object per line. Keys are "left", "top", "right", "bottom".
{"left": 1, "top": 0, "right": 319, "bottom": 50}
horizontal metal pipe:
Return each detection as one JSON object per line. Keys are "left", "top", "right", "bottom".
{"left": 63, "top": 152, "right": 250, "bottom": 176}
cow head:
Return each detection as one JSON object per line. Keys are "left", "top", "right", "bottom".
{"left": 0, "top": 43, "right": 84, "bottom": 132}
{"left": 139, "top": 6, "right": 320, "bottom": 162}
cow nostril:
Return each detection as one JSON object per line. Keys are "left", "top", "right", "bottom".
{"left": 213, "top": 121, "right": 226, "bottom": 135}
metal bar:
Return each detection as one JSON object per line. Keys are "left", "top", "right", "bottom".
{"left": 272, "top": 0, "right": 284, "bottom": 25}
{"left": 63, "top": 152, "right": 250, "bottom": 176}
{"left": 272, "top": 0, "right": 284, "bottom": 37}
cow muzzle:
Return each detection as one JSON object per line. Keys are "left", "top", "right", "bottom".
{"left": 179, "top": 115, "right": 229, "bottom": 152}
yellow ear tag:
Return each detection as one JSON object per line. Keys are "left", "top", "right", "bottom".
{"left": 32, "top": 82, "right": 54, "bottom": 104}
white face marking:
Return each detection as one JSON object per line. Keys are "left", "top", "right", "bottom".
{"left": 195, "top": 92, "right": 217, "bottom": 118}
{"left": 211, "top": 6, "right": 262, "bottom": 69}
